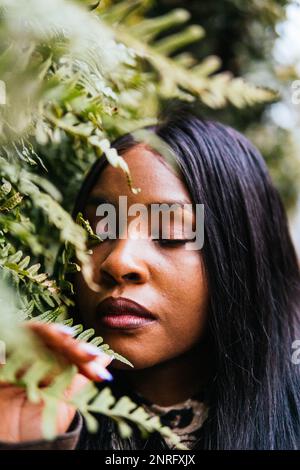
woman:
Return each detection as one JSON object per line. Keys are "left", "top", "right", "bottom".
{"left": 0, "top": 110, "right": 299, "bottom": 450}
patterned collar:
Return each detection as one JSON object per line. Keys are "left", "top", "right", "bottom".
{"left": 99, "top": 377, "right": 209, "bottom": 449}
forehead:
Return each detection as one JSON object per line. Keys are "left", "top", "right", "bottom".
{"left": 88, "top": 144, "right": 192, "bottom": 205}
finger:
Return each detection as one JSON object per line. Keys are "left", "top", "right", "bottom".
{"left": 56, "top": 374, "right": 93, "bottom": 434}
{"left": 64, "top": 373, "right": 91, "bottom": 399}
{"left": 26, "top": 322, "right": 114, "bottom": 366}
{"left": 78, "top": 355, "right": 114, "bottom": 383}
{"left": 0, "top": 365, "right": 32, "bottom": 387}
{"left": 38, "top": 349, "right": 114, "bottom": 387}
{"left": 18, "top": 376, "right": 90, "bottom": 441}
{"left": 26, "top": 322, "right": 80, "bottom": 357}
{"left": 58, "top": 373, "right": 91, "bottom": 412}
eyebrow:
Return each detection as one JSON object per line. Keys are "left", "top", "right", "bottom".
{"left": 86, "top": 195, "right": 192, "bottom": 208}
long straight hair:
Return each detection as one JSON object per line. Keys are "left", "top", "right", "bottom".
{"left": 72, "top": 110, "right": 300, "bottom": 449}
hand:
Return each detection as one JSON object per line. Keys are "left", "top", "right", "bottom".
{"left": 0, "top": 322, "right": 114, "bottom": 443}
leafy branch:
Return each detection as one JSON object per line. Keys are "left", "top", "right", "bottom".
{"left": 101, "top": 1, "right": 278, "bottom": 107}
{"left": 0, "top": 279, "right": 186, "bottom": 449}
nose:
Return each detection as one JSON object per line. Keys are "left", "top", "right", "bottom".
{"left": 99, "top": 238, "right": 150, "bottom": 287}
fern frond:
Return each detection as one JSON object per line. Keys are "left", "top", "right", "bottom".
{"left": 0, "top": 280, "right": 184, "bottom": 449}
{"left": 81, "top": 386, "right": 188, "bottom": 450}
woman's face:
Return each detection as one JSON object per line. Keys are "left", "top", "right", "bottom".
{"left": 74, "top": 143, "right": 209, "bottom": 370}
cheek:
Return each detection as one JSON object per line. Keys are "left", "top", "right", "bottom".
{"left": 164, "top": 253, "right": 206, "bottom": 306}
{"left": 158, "top": 254, "right": 208, "bottom": 337}
{"left": 74, "top": 272, "right": 96, "bottom": 312}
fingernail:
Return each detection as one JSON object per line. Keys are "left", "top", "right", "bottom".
{"left": 90, "top": 362, "right": 113, "bottom": 381}
{"left": 99, "top": 350, "right": 115, "bottom": 363}
{"left": 78, "top": 342, "right": 106, "bottom": 357}
{"left": 78, "top": 343, "right": 115, "bottom": 363}
{"left": 52, "top": 324, "right": 75, "bottom": 336}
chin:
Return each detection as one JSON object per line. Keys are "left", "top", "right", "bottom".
{"left": 110, "top": 361, "right": 135, "bottom": 371}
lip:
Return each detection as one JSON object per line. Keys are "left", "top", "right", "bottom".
{"left": 96, "top": 296, "right": 157, "bottom": 330}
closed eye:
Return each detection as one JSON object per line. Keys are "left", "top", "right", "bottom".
{"left": 154, "top": 239, "right": 190, "bottom": 247}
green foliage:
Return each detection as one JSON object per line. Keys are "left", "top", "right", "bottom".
{"left": 0, "top": 280, "right": 185, "bottom": 448}
{"left": 0, "top": 0, "right": 280, "bottom": 447}
{"left": 106, "top": 8, "right": 276, "bottom": 108}
{"left": 148, "top": 0, "right": 299, "bottom": 209}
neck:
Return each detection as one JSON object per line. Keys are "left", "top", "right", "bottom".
{"left": 114, "top": 341, "right": 211, "bottom": 407}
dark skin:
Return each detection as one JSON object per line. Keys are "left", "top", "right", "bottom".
{"left": 0, "top": 322, "right": 114, "bottom": 442}
{"left": 0, "top": 143, "right": 210, "bottom": 442}
{"left": 74, "top": 144, "right": 211, "bottom": 406}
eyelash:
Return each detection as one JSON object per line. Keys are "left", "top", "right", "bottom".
{"left": 155, "top": 239, "right": 189, "bottom": 247}
{"left": 88, "top": 233, "right": 190, "bottom": 248}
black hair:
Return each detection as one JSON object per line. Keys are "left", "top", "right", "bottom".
{"left": 72, "top": 109, "right": 300, "bottom": 449}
